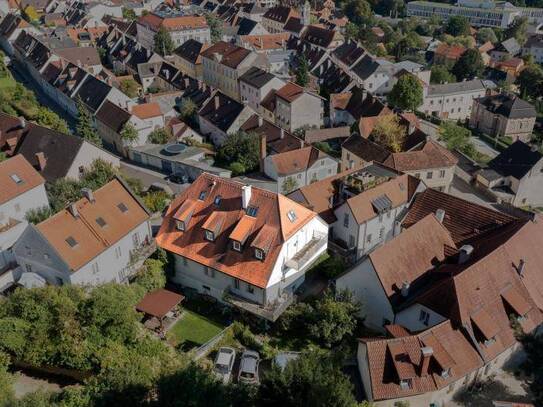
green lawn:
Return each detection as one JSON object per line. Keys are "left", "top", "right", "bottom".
{"left": 168, "top": 310, "right": 226, "bottom": 349}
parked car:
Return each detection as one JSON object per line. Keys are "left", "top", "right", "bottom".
{"left": 168, "top": 173, "right": 189, "bottom": 184}
{"left": 213, "top": 347, "right": 236, "bottom": 384}
{"left": 238, "top": 350, "right": 260, "bottom": 384}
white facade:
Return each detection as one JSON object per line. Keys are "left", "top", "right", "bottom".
{"left": 136, "top": 22, "right": 211, "bottom": 50}
{"left": 0, "top": 185, "right": 49, "bottom": 228}
{"left": 420, "top": 83, "right": 489, "bottom": 121}
{"left": 275, "top": 92, "right": 324, "bottom": 132}
{"left": 240, "top": 76, "right": 285, "bottom": 113}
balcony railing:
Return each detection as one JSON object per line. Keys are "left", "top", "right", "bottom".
{"left": 284, "top": 233, "right": 327, "bottom": 272}
{"left": 226, "top": 289, "right": 295, "bottom": 322}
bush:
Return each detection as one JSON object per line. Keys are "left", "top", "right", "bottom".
{"left": 25, "top": 205, "right": 53, "bottom": 224}
{"left": 133, "top": 258, "right": 167, "bottom": 293}
{"left": 143, "top": 190, "right": 170, "bottom": 213}
{"left": 229, "top": 162, "right": 246, "bottom": 176}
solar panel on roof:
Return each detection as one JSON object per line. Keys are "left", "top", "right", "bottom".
{"left": 371, "top": 194, "right": 392, "bottom": 213}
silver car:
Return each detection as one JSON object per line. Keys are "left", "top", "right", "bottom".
{"left": 238, "top": 350, "right": 260, "bottom": 384}
{"left": 213, "top": 347, "right": 236, "bottom": 384}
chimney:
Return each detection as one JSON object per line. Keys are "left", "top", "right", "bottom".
{"left": 214, "top": 95, "right": 220, "bottom": 110}
{"left": 517, "top": 259, "right": 526, "bottom": 277}
{"left": 69, "top": 203, "right": 79, "bottom": 217}
{"left": 420, "top": 347, "right": 433, "bottom": 376}
{"left": 258, "top": 116, "right": 263, "bottom": 127}
{"left": 81, "top": 187, "right": 95, "bottom": 203}
{"left": 435, "top": 208, "right": 445, "bottom": 223}
{"left": 241, "top": 185, "right": 252, "bottom": 209}
{"left": 408, "top": 121, "right": 415, "bottom": 135}
{"left": 401, "top": 281, "right": 410, "bottom": 297}
{"left": 259, "top": 133, "right": 266, "bottom": 172}
{"left": 458, "top": 245, "right": 474, "bottom": 264}
{"left": 184, "top": 77, "right": 190, "bottom": 87}
{"left": 17, "top": 117, "right": 26, "bottom": 129}
{"left": 280, "top": 128, "right": 284, "bottom": 139}
{"left": 35, "top": 152, "right": 46, "bottom": 171}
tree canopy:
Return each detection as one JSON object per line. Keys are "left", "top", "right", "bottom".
{"left": 205, "top": 13, "right": 223, "bottom": 43}
{"left": 387, "top": 74, "right": 423, "bottom": 111}
{"left": 430, "top": 64, "right": 455, "bottom": 84}
{"left": 76, "top": 97, "right": 102, "bottom": 146}
{"left": 217, "top": 131, "right": 260, "bottom": 175}
{"left": 452, "top": 48, "right": 485, "bottom": 81}
{"left": 476, "top": 27, "right": 498, "bottom": 44}
{"left": 370, "top": 114, "right": 406, "bottom": 153}
{"left": 517, "top": 63, "right": 543, "bottom": 100}
{"left": 295, "top": 56, "right": 310, "bottom": 87}
{"left": 445, "top": 15, "right": 470, "bottom": 37}
{"left": 154, "top": 27, "right": 175, "bottom": 56}
{"left": 147, "top": 128, "right": 170, "bottom": 144}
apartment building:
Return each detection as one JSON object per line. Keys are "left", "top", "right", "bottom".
{"left": 262, "top": 6, "right": 299, "bottom": 33}
{"left": 239, "top": 67, "right": 285, "bottom": 114}
{"left": 172, "top": 39, "right": 209, "bottom": 80}
{"left": 156, "top": 174, "right": 329, "bottom": 321}
{"left": 14, "top": 178, "right": 153, "bottom": 286}
{"left": 201, "top": 41, "right": 265, "bottom": 101}
{"left": 470, "top": 93, "right": 536, "bottom": 142}
{"left": 136, "top": 12, "right": 210, "bottom": 50}
{"left": 274, "top": 82, "right": 324, "bottom": 132}
{"left": 522, "top": 34, "right": 543, "bottom": 63}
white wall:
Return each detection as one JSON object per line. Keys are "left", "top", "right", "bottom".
{"left": 66, "top": 142, "right": 121, "bottom": 180}
{"left": 0, "top": 185, "right": 49, "bottom": 226}
{"left": 395, "top": 303, "right": 447, "bottom": 332}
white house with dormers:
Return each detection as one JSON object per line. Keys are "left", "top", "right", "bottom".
{"left": 156, "top": 174, "right": 328, "bottom": 321}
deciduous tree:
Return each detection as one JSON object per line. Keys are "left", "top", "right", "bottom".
{"left": 452, "top": 48, "right": 485, "bottom": 80}
{"left": 387, "top": 74, "right": 423, "bottom": 111}
{"left": 154, "top": 27, "right": 174, "bottom": 56}
{"left": 445, "top": 15, "right": 470, "bottom": 37}
{"left": 371, "top": 114, "right": 406, "bottom": 153}
{"left": 76, "top": 97, "right": 102, "bottom": 146}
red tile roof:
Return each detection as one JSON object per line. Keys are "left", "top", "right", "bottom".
{"left": 156, "top": 174, "right": 317, "bottom": 288}
{"left": 0, "top": 154, "right": 45, "bottom": 205}
{"left": 132, "top": 102, "right": 162, "bottom": 119}
{"left": 136, "top": 289, "right": 184, "bottom": 319}
{"left": 201, "top": 41, "right": 252, "bottom": 69}
{"left": 275, "top": 82, "right": 304, "bottom": 103}
{"left": 383, "top": 140, "right": 458, "bottom": 172}
{"left": 269, "top": 146, "right": 329, "bottom": 176}
{"left": 138, "top": 13, "right": 207, "bottom": 32}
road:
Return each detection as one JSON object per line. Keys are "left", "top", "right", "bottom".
{"left": 120, "top": 161, "right": 190, "bottom": 196}
{"left": 449, "top": 175, "right": 494, "bottom": 208}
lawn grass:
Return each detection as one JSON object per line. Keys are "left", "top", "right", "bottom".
{"left": 168, "top": 310, "right": 226, "bottom": 349}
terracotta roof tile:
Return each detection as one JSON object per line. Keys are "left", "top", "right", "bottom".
{"left": 0, "top": 155, "right": 45, "bottom": 205}
{"left": 383, "top": 140, "right": 458, "bottom": 172}
{"left": 132, "top": 102, "right": 162, "bottom": 119}
{"left": 275, "top": 82, "right": 304, "bottom": 103}
{"left": 270, "top": 146, "right": 329, "bottom": 176}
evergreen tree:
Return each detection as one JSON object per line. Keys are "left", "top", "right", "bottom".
{"left": 75, "top": 97, "right": 101, "bottom": 146}
{"left": 295, "top": 56, "right": 310, "bottom": 87}
{"left": 154, "top": 27, "right": 174, "bottom": 56}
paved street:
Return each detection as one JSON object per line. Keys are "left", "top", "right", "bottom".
{"left": 120, "top": 161, "right": 189, "bottom": 196}
{"left": 449, "top": 175, "right": 494, "bottom": 208}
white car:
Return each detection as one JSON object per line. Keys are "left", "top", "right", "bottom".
{"left": 213, "top": 347, "right": 236, "bottom": 384}
{"left": 238, "top": 350, "right": 260, "bottom": 384}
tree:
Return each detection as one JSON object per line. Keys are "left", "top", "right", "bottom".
{"left": 258, "top": 350, "right": 358, "bottom": 407}
{"left": 133, "top": 258, "right": 167, "bottom": 294}
{"left": 517, "top": 63, "right": 543, "bottom": 99}
{"left": 517, "top": 332, "right": 543, "bottom": 405}
{"left": 154, "top": 27, "right": 174, "bottom": 56}
{"left": 179, "top": 98, "right": 197, "bottom": 126}
{"left": 452, "top": 48, "right": 484, "bottom": 81}
{"left": 217, "top": 131, "right": 260, "bottom": 174}
{"left": 295, "top": 56, "right": 309, "bottom": 87}
{"left": 282, "top": 176, "right": 299, "bottom": 194}
{"left": 387, "top": 74, "right": 423, "bottom": 111}
{"left": 120, "top": 122, "right": 139, "bottom": 144}
{"left": 143, "top": 190, "right": 170, "bottom": 213}
{"left": 0, "top": 351, "right": 14, "bottom": 406}
{"left": 430, "top": 65, "right": 455, "bottom": 84}
{"left": 342, "top": 0, "right": 371, "bottom": 25}
{"left": 119, "top": 78, "right": 139, "bottom": 98}
{"left": 76, "top": 97, "right": 102, "bottom": 146}
{"left": 122, "top": 7, "right": 136, "bottom": 21}
{"left": 476, "top": 27, "right": 498, "bottom": 44}
{"left": 35, "top": 107, "right": 69, "bottom": 133}
{"left": 445, "top": 15, "right": 470, "bottom": 37}
{"left": 371, "top": 114, "right": 406, "bottom": 153}
{"left": 205, "top": 13, "right": 223, "bottom": 43}
{"left": 147, "top": 128, "right": 170, "bottom": 144}
{"left": 25, "top": 205, "right": 53, "bottom": 224}
{"left": 505, "top": 16, "right": 529, "bottom": 45}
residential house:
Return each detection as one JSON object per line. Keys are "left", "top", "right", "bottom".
{"left": 383, "top": 140, "right": 458, "bottom": 192}
{"left": 289, "top": 163, "right": 425, "bottom": 262}
{"left": 419, "top": 79, "right": 496, "bottom": 120}
{"left": 433, "top": 43, "right": 466, "bottom": 66}
{"left": 131, "top": 102, "right": 166, "bottom": 130}
{"left": 274, "top": 82, "right": 324, "bottom": 132}
{"left": 136, "top": 12, "right": 210, "bottom": 49}
{"left": 490, "top": 37, "right": 521, "bottom": 61}
{"left": 15, "top": 124, "right": 120, "bottom": 182}
{"left": 156, "top": 173, "right": 329, "bottom": 321}
{"left": 198, "top": 92, "right": 255, "bottom": 146}
{"left": 341, "top": 135, "right": 391, "bottom": 170}
{"left": 239, "top": 67, "right": 285, "bottom": 115}
{"left": 261, "top": 6, "right": 298, "bottom": 33}
{"left": 475, "top": 140, "right": 543, "bottom": 207}
{"left": 172, "top": 39, "right": 209, "bottom": 80}
{"left": 470, "top": 93, "right": 536, "bottom": 142}
{"left": 201, "top": 41, "right": 266, "bottom": 101}
{"left": 263, "top": 146, "right": 338, "bottom": 193}
{"left": 522, "top": 34, "right": 543, "bottom": 63}
{"left": 13, "top": 178, "right": 153, "bottom": 286}
{"left": 54, "top": 46, "right": 102, "bottom": 75}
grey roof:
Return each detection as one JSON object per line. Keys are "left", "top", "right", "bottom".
{"left": 477, "top": 93, "right": 536, "bottom": 119}
{"left": 487, "top": 140, "right": 542, "bottom": 180}
{"left": 174, "top": 39, "right": 205, "bottom": 64}
{"left": 496, "top": 37, "right": 521, "bottom": 55}
{"left": 352, "top": 54, "right": 380, "bottom": 80}
{"left": 131, "top": 143, "right": 204, "bottom": 163}
{"left": 427, "top": 79, "right": 495, "bottom": 96}
{"left": 73, "top": 75, "right": 111, "bottom": 113}
{"left": 525, "top": 35, "right": 543, "bottom": 49}
{"left": 239, "top": 67, "right": 276, "bottom": 89}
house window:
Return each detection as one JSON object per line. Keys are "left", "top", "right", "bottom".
{"left": 96, "top": 217, "right": 107, "bottom": 228}
{"left": 427, "top": 171, "right": 433, "bottom": 179}
{"left": 205, "top": 230, "right": 214, "bottom": 241}
{"left": 66, "top": 236, "right": 78, "bottom": 248}
{"left": 232, "top": 240, "right": 241, "bottom": 251}
{"left": 287, "top": 210, "right": 297, "bottom": 222}
{"left": 117, "top": 203, "right": 128, "bottom": 213}
{"left": 419, "top": 309, "right": 430, "bottom": 326}
{"left": 14, "top": 203, "right": 20, "bottom": 212}
{"left": 115, "top": 246, "right": 122, "bottom": 259}
{"left": 439, "top": 170, "right": 446, "bottom": 178}
{"left": 182, "top": 257, "right": 188, "bottom": 266}
{"left": 176, "top": 220, "right": 185, "bottom": 231}
{"left": 234, "top": 278, "right": 240, "bottom": 289}
{"left": 92, "top": 262, "right": 99, "bottom": 275}
{"left": 25, "top": 264, "right": 32, "bottom": 273}
{"left": 246, "top": 283, "right": 254, "bottom": 294}
{"left": 10, "top": 174, "right": 23, "bottom": 184}
{"left": 343, "top": 213, "right": 349, "bottom": 228}
{"left": 379, "top": 227, "right": 385, "bottom": 240}
{"left": 214, "top": 195, "right": 222, "bottom": 205}
{"left": 132, "top": 232, "right": 140, "bottom": 248}
{"left": 366, "top": 233, "right": 372, "bottom": 243}
{"left": 255, "top": 249, "right": 264, "bottom": 260}
{"left": 349, "top": 234, "right": 355, "bottom": 247}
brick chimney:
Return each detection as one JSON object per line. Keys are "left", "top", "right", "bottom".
{"left": 420, "top": 346, "right": 433, "bottom": 376}
{"left": 35, "top": 152, "right": 46, "bottom": 171}
{"left": 81, "top": 187, "right": 95, "bottom": 203}
{"left": 214, "top": 95, "right": 220, "bottom": 110}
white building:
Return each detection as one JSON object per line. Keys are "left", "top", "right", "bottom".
{"left": 156, "top": 174, "right": 329, "bottom": 321}
{"left": 13, "top": 178, "right": 153, "bottom": 287}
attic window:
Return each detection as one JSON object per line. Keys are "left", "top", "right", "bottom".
{"left": 255, "top": 248, "right": 264, "bottom": 260}
{"left": 117, "top": 203, "right": 128, "bottom": 213}
{"left": 232, "top": 240, "right": 241, "bottom": 251}
{"left": 287, "top": 210, "right": 297, "bottom": 222}
{"left": 214, "top": 195, "right": 222, "bottom": 205}
{"left": 176, "top": 220, "right": 185, "bottom": 231}
{"left": 399, "top": 379, "right": 411, "bottom": 390}
{"left": 10, "top": 174, "right": 23, "bottom": 184}
{"left": 96, "top": 217, "right": 107, "bottom": 228}
{"left": 246, "top": 206, "right": 258, "bottom": 217}
{"left": 199, "top": 191, "right": 207, "bottom": 200}
{"left": 205, "top": 230, "right": 214, "bottom": 241}
{"left": 66, "top": 236, "right": 78, "bottom": 248}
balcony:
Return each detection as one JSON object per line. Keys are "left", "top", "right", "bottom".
{"left": 226, "top": 289, "right": 295, "bottom": 322}
{"left": 284, "top": 233, "right": 327, "bottom": 272}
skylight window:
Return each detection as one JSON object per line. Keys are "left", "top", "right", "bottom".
{"left": 117, "top": 203, "right": 128, "bottom": 213}
{"left": 96, "top": 217, "right": 107, "bottom": 228}
{"left": 214, "top": 195, "right": 222, "bottom": 205}
{"left": 10, "top": 174, "right": 23, "bottom": 184}
{"left": 287, "top": 210, "right": 297, "bottom": 223}
{"left": 246, "top": 206, "right": 258, "bottom": 217}
{"left": 199, "top": 191, "right": 207, "bottom": 200}
{"left": 66, "top": 236, "right": 78, "bottom": 248}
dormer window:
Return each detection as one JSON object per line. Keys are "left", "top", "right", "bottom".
{"left": 399, "top": 379, "right": 411, "bottom": 390}
{"left": 246, "top": 206, "right": 258, "bottom": 217}
{"left": 176, "top": 220, "right": 185, "bottom": 231}
{"left": 232, "top": 240, "right": 241, "bottom": 251}
{"left": 214, "top": 195, "right": 222, "bottom": 205}
{"left": 199, "top": 191, "right": 207, "bottom": 200}
{"left": 287, "top": 210, "right": 297, "bottom": 222}
{"left": 205, "top": 230, "right": 215, "bottom": 241}
{"left": 441, "top": 368, "right": 451, "bottom": 378}
{"left": 255, "top": 248, "right": 264, "bottom": 260}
